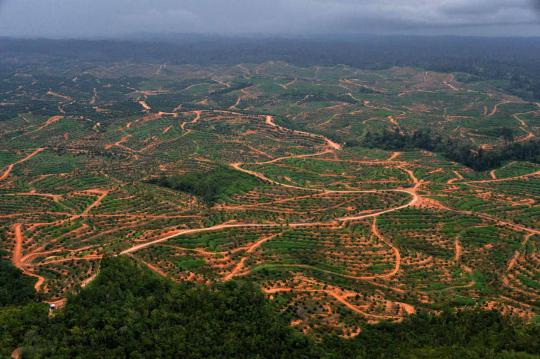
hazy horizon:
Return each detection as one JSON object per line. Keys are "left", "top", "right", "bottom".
{"left": 0, "top": 0, "right": 539, "bottom": 39}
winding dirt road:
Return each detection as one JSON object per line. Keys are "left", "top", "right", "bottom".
{"left": 23, "top": 102, "right": 537, "bottom": 322}
{"left": 180, "top": 110, "right": 202, "bottom": 131}
{"left": 12, "top": 224, "right": 46, "bottom": 291}
{"left": 138, "top": 99, "right": 152, "bottom": 111}
{"left": 80, "top": 189, "right": 109, "bottom": 216}
{"left": 12, "top": 224, "right": 23, "bottom": 268}
{"left": 122, "top": 111, "right": 421, "bottom": 264}
{"left": 0, "top": 148, "right": 44, "bottom": 181}
{"left": 223, "top": 233, "right": 282, "bottom": 281}
{"left": 465, "top": 170, "right": 540, "bottom": 184}
{"left": 371, "top": 218, "right": 401, "bottom": 279}
{"left": 263, "top": 286, "right": 411, "bottom": 319}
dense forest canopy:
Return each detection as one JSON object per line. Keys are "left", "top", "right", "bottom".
{"left": 20, "top": 257, "right": 317, "bottom": 358}
{"left": 362, "top": 128, "right": 540, "bottom": 171}
{"left": 0, "top": 257, "right": 536, "bottom": 358}
{"left": 0, "top": 253, "right": 48, "bottom": 358}
{"left": 0, "top": 250, "right": 38, "bottom": 306}
{"left": 148, "top": 166, "right": 260, "bottom": 205}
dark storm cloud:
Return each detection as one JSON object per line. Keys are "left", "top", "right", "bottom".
{"left": 0, "top": 0, "right": 538, "bottom": 38}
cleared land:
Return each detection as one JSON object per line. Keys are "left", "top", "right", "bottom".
{"left": 0, "top": 62, "right": 538, "bottom": 337}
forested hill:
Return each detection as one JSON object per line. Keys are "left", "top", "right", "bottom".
{"left": 2, "top": 256, "right": 537, "bottom": 358}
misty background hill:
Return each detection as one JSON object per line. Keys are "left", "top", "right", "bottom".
{"left": 1, "top": 35, "right": 540, "bottom": 100}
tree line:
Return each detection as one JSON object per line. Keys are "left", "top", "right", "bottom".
{"left": 2, "top": 256, "right": 537, "bottom": 358}
{"left": 147, "top": 165, "right": 260, "bottom": 205}
{"left": 362, "top": 128, "right": 540, "bottom": 171}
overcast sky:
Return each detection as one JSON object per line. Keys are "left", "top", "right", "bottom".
{"left": 0, "top": 0, "right": 539, "bottom": 38}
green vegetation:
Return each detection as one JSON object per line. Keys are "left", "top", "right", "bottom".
{"left": 21, "top": 257, "right": 316, "bottom": 358}
{"left": 148, "top": 165, "right": 260, "bottom": 204}
{"left": 0, "top": 251, "right": 49, "bottom": 358}
{"left": 363, "top": 128, "right": 540, "bottom": 171}
{"left": 0, "top": 251, "right": 37, "bottom": 306}
{"left": 13, "top": 257, "right": 540, "bottom": 359}
{"left": 0, "top": 303, "right": 49, "bottom": 358}
{"left": 175, "top": 257, "right": 206, "bottom": 271}
{"left": 321, "top": 310, "right": 540, "bottom": 359}
{"left": 0, "top": 54, "right": 539, "bottom": 352}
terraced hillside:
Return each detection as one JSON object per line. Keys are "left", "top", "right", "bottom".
{"left": 1, "top": 61, "right": 539, "bottom": 337}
